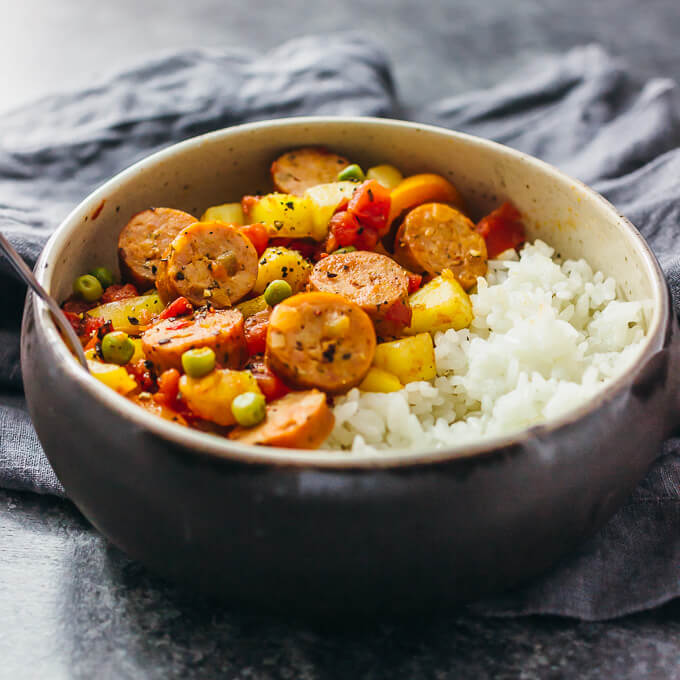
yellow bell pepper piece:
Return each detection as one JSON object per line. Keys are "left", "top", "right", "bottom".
{"left": 86, "top": 293, "right": 164, "bottom": 335}
{"left": 359, "top": 367, "right": 403, "bottom": 392}
{"left": 372, "top": 333, "right": 436, "bottom": 384}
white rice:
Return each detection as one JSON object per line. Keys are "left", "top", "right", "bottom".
{"left": 326, "top": 240, "right": 649, "bottom": 453}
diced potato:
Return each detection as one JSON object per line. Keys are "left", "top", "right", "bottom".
{"left": 246, "top": 193, "right": 319, "bottom": 240}
{"left": 359, "top": 366, "right": 403, "bottom": 392}
{"left": 372, "top": 333, "right": 436, "bottom": 384}
{"left": 366, "top": 164, "right": 403, "bottom": 190}
{"left": 405, "top": 269, "right": 473, "bottom": 334}
{"left": 236, "top": 294, "right": 269, "bottom": 318}
{"left": 87, "top": 293, "right": 164, "bottom": 335}
{"left": 87, "top": 358, "right": 138, "bottom": 394}
{"left": 304, "top": 181, "right": 357, "bottom": 237}
{"left": 254, "top": 246, "right": 312, "bottom": 295}
{"left": 200, "top": 202, "right": 245, "bottom": 225}
{"left": 179, "top": 369, "right": 262, "bottom": 426}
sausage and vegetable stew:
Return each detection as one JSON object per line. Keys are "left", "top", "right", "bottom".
{"left": 63, "top": 148, "right": 528, "bottom": 449}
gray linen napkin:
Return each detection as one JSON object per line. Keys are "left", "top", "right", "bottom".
{"left": 1, "top": 35, "right": 678, "bottom": 620}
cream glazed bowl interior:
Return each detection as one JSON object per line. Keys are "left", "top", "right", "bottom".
{"left": 21, "top": 117, "right": 680, "bottom": 615}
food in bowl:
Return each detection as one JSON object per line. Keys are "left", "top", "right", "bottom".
{"left": 61, "top": 147, "right": 648, "bottom": 451}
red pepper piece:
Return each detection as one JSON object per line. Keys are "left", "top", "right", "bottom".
{"left": 247, "top": 357, "right": 290, "bottom": 402}
{"left": 476, "top": 202, "right": 526, "bottom": 258}
{"left": 407, "top": 272, "right": 422, "bottom": 294}
{"left": 347, "top": 179, "right": 391, "bottom": 236}
{"left": 244, "top": 309, "right": 270, "bottom": 356}
{"left": 159, "top": 296, "right": 193, "bottom": 320}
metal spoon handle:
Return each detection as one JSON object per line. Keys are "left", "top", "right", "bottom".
{"left": 0, "top": 232, "right": 89, "bottom": 371}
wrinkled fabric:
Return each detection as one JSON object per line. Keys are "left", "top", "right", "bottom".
{"left": 0, "top": 35, "right": 679, "bottom": 620}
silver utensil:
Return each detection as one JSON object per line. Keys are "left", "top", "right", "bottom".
{"left": 0, "top": 232, "right": 89, "bottom": 371}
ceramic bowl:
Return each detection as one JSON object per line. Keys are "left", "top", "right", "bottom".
{"left": 21, "top": 117, "right": 680, "bottom": 615}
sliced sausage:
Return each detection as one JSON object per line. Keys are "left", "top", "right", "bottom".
{"left": 394, "top": 202, "right": 488, "bottom": 290}
{"left": 271, "top": 147, "right": 350, "bottom": 196}
{"left": 156, "top": 221, "right": 258, "bottom": 308}
{"left": 118, "top": 207, "right": 197, "bottom": 290}
{"left": 142, "top": 308, "right": 246, "bottom": 373}
{"left": 265, "top": 292, "right": 376, "bottom": 394}
{"left": 309, "top": 250, "right": 411, "bottom": 338}
{"left": 229, "top": 390, "right": 334, "bottom": 449}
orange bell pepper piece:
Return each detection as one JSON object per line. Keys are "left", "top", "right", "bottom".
{"left": 388, "top": 173, "right": 464, "bottom": 225}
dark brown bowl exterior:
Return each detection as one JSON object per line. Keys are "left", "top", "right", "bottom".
{"left": 21, "top": 289, "right": 680, "bottom": 615}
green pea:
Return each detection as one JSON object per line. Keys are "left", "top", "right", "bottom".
{"left": 73, "top": 274, "right": 103, "bottom": 302}
{"left": 89, "top": 266, "right": 115, "bottom": 289}
{"left": 333, "top": 246, "right": 357, "bottom": 254}
{"left": 337, "top": 164, "right": 365, "bottom": 183}
{"left": 264, "top": 279, "right": 293, "bottom": 306}
{"left": 101, "top": 331, "right": 135, "bottom": 365}
{"left": 231, "top": 391, "right": 266, "bottom": 427}
{"left": 181, "top": 347, "right": 216, "bottom": 378}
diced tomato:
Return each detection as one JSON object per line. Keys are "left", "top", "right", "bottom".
{"left": 407, "top": 272, "right": 422, "bottom": 294}
{"left": 247, "top": 358, "right": 290, "bottom": 402}
{"left": 63, "top": 298, "right": 95, "bottom": 315}
{"left": 476, "top": 202, "right": 526, "bottom": 258}
{"left": 83, "top": 335, "right": 99, "bottom": 352}
{"left": 244, "top": 309, "right": 270, "bottom": 356}
{"left": 240, "top": 222, "right": 269, "bottom": 256}
{"left": 82, "top": 316, "right": 107, "bottom": 339}
{"left": 347, "top": 180, "right": 391, "bottom": 236}
{"left": 126, "top": 359, "right": 156, "bottom": 392}
{"left": 154, "top": 369, "right": 182, "bottom": 409}
{"left": 64, "top": 311, "right": 82, "bottom": 335}
{"left": 159, "top": 296, "right": 193, "bottom": 320}
{"left": 328, "top": 210, "right": 360, "bottom": 247}
{"left": 383, "top": 299, "right": 412, "bottom": 326}
{"left": 101, "top": 283, "right": 138, "bottom": 304}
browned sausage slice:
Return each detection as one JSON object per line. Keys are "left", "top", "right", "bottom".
{"left": 229, "top": 390, "right": 334, "bottom": 449}
{"left": 271, "top": 147, "right": 350, "bottom": 196}
{"left": 118, "top": 207, "right": 197, "bottom": 290}
{"left": 266, "top": 292, "right": 376, "bottom": 394}
{"left": 309, "top": 250, "right": 411, "bottom": 338}
{"left": 394, "top": 202, "right": 488, "bottom": 290}
{"left": 157, "top": 221, "right": 258, "bottom": 308}
{"left": 142, "top": 308, "right": 246, "bottom": 373}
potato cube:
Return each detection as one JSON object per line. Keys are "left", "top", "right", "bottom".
{"left": 254, "top": 246, "right": 312, "bottom": 295}
{"left": 405, "top": 270, "right": 473, "bottom": 334}
{"left": 179, "top": 369, "right": 261, "bottom": 426}
{"left": 86, "top": 358, "right": 138, "bottom": 394}
{"left": 366, "top": 164, "right": 403, "bottom": 190}
{"left": 200, "top": 202, "right": 245, "bottom": 225}
{"left": 372, "top": 333, "right": 436, "bottom": 384}
{"left": 304, "top": 181, "right": 357, "bottom": 237}
{"left": 245, "top": 193, "right": 319, "bottom": 240}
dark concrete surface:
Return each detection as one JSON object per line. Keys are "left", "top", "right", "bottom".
{"left": 3, "top": 0, "right": 680, "bottom": 677}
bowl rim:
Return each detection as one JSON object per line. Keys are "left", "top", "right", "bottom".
{"left": 29, "top": 116, "right": 671, "bottom": 469}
